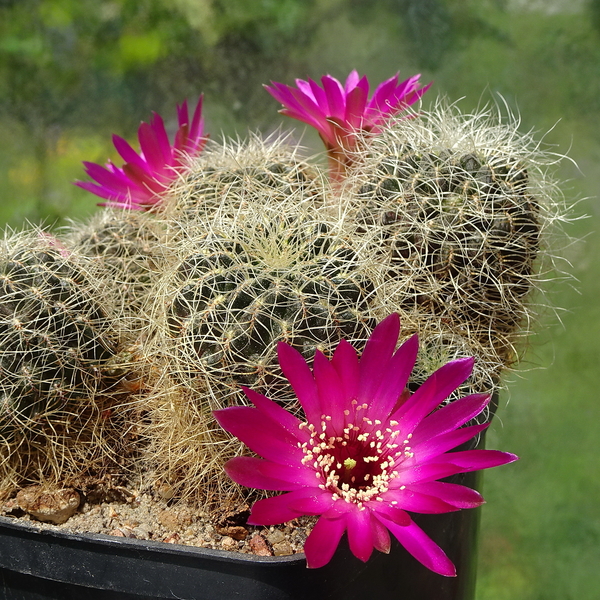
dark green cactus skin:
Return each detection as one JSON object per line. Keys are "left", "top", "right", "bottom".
{"left": 356, "top": 149, "right": 540, "bottom": 357}
{"left": 164, "top": 220, "right": 375, "bottom": 407}
{"left": 0, "top": 238, "right": 118, "bottom": 441}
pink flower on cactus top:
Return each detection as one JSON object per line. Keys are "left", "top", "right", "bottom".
{"left": 265, "top": 71, "right": 430, "bottom": 179}
{"left": 76, "top": 96, "right": 207, "bottom": 210}
{"left": 214, "top": 314, "right": 517, "bottom": 575}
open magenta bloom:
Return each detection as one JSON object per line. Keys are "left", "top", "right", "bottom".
{"left": 265, "top": 71, "right": 430, "bottom": 179}
{"left": 76, "top": 96, "right": 207, "bottom": 210}
{"left": 214, "top": 314, "right": 517, "bottom": 575}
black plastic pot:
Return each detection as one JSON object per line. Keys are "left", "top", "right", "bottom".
{"left": 0, "top": 466, "right": 482, "bottom": 600}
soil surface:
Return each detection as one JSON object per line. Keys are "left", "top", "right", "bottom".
{"left": 0, "top": 480, "right": 315, "bottom": 559}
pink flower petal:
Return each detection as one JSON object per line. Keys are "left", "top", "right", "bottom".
{"left": 393, "top": 461, "right": 467, "bottom": 485}
{"left": 357, "top": 313, "right": 400, "bottom": 404}
{"left": 434, "top": 449, "right": 519, "bottom": 471}
{"left": 313, "top": 350, "right": 346, "bottom": 433}
{"left": 407, "top": 481, "right": 485, "bottom": 510}
{"left": 301, "top": 78, "right": 325, "bottom": 107}
{"left": 382, "top": 487, "right": 459, "bottom": 514}
{"left": 187, "top": 96, "right": 206, "bottom": 153}
{"left": 112, "top": 135, "right": 149, "bottom": 171}
{"left": 176, "top": 98, "right": 189, "bottom": 126}
{"left": 346, "top": 506, "right": 375, "bottom": 562}
{"left": 397, "top": 450, "right": 518, "bottom": 485}
{"left": 387, "top": 73, "right": 422, "bottom": 108}
{"left": 370, "top": 514, "right": 391, "bottom": 554}
{"left": 330, "top": 339, "right": 360, "bottom": 402}
{"left": 320, "top": 75, "right": 346, "bottom": 120}
{"left": 137, "top": 122, "right": 164, "bottom": 173}
{"left": 213, "top": 406, "right": 304, "bottom": 466}
{"left": 369, "top": 503, "right": 411, "bottom": 527}
{"left": 366, "top": 74, "right": 401, "bottom": 119}
{"left": 76, "top": 164, "right": 132, "bottom": 199}
{"left": 173, "top": 123, "right": 190, "bottom": 159}
{"left": 81, "top": 162, "right": 130, "bottom": 192}
{"left": 368, "top": 333, "right": 418, "bottom": 421}
{"left": 411, "top": 422, "right": 489, "bottom": 462}
{"left": 304, "top": 515, "right": 347, "bottom": 569}
{"left": 122, "top": 162, "right": 164, "bottom": 196}
{"left": 149, "top": 112, "right": 173, "bottom": 166}
{"left": 74, "top": 180, "right": 120, "bottom": 202}
{"left": 277, "top": 342, "right": 321, "bottom": 424}
{"left": 344, "top": 70, "right": 361, "bottom": 92}
{"left": 266, "top": 83, "right": 325, "bottom": 131}
{"left": 287, "top": 489, "right": 336, "bottom": 515}
{"left": 376, "top": 515, "right": 456, "bottom": 577}
{"left": 243, "top": 387, "right": 308, "bottom": 442}
{"left": 392, "top": 357, "right": 475, "bottom": 433}
{"left": 410, "top": 394, "right": 490, "bottom": 444}
{"left": 248, "top": 489, "right": 321, "bottom": 525}
{"left": 224, "top": 456, "right": 315, "bottom": 491}
{"left": 344, "top": 83, "right": 369, "bottom": 130}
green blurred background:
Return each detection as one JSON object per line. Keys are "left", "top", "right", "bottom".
{"left": 0, "top": 1, "right": 598, "bottom": 598}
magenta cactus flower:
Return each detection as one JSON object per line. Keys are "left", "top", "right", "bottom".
{"left": 76, "top": 96, "right": 207, "bottom": 210}
{"left": 214, "top": 313, "right": 517, "bottom": 575}
{"left": 265, "top": 71, "right": 430, "bottom": 180}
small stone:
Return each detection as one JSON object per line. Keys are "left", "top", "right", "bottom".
{"left": 249, "top": 534, "right": 272, "bottom": 557}
{"left": 272, "top": 540, "right": 293, "bottom": 556}
{"left": 119, "top": 526, "right": 138, "bottom": 538}
{"left": 215, "top": 525, "right": 248, "bottom": 541}
{"left": 2, "top": 499, "right": 18, "bottom": 512}
{"left": 158, "top": 509, "right": 179, "bottom": 531}
{"left": 133, "top": 525, "right": 152, "bottom": 539}
{"left": 16, "top": 487, "right": 80, "bottom": 525}
{"left": 109, "top": 529, "right": 126, "bottom": 537}
{"left": 156, "top": 483, "right": 175, "bottom": 501}
{"left": 163, "top": 533, "right": 180, "bottom": 544}
{"left": 220, "top": 536, "right": 237, "bottom": 551}
{"left": 266, "top": 530, "right": 285, "bottom": 545}
{"left": 177, "top": 509, "right": 194, "bottom": 527}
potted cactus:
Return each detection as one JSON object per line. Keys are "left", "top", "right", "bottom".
{"left": 0, "top": 72, "right": 569, "bottom": 599}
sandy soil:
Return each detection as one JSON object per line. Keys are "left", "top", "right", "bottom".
{"left": 0, "top": 480, "right": 315, "bottom": 558}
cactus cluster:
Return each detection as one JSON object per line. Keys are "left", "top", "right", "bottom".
{"left": 0, "top": 96, "right": 569, "bottom": 507}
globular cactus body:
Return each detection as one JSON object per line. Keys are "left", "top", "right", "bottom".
{"left": 139, "top": 106, "right": 568, "bottom": 502}
{"left": 144, "top": 144, "right": 375, "bottom": 500}
{"left": 346, "top": 104, "right": 564, "bottom": 368}
{"left": 160, "top": 215, "right": 375, "bottom": 408}
{"left": 0, "top": 232, "right": 120, "bottom": 487}
{"left": 163, "top": 135, "right": 323, "bottom": 229}
{"left": 66, "top": 209, "right": 168, "bottom": 330}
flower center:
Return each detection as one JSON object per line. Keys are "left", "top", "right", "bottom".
{"left": 299, "top": 401, "right": 414, "bottom": 507}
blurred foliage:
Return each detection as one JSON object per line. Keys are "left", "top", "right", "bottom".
{"left": 0, "top": 0, "right": 325, "bottom": 223}
{"left": 1, "top": 2, "right": 599, "bottom": 599}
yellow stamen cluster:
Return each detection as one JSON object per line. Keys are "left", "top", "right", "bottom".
{"left": 297, "top": 402, "right": 414, "bottom": 509}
